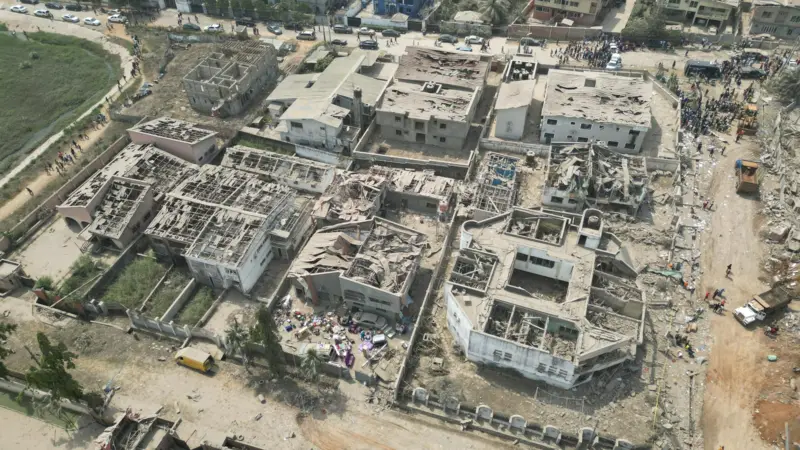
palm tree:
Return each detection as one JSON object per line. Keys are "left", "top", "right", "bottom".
{"left": 225, "top": 319, "right": 251, "bottom": 372}
{"left": 479, "top": 0, "right": 510, "bottom": 25}
{"left": 300, "top": 348, "right": 323, "bottom": 382}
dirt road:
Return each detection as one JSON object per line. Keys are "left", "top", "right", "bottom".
{"left": 0, "top": 294, "right": 512, "bottom": 450}
{"left": 699, "top": 136, "right": 772, "bottom": 450}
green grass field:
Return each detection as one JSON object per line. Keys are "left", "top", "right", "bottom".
{"left": 0, "top": 32, "right": 121, "bottom": 176}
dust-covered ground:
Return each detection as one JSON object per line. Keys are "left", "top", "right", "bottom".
{"left": 0, "top": 294, "right": 515, "bottom": 450}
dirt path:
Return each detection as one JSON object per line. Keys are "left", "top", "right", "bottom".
{"left": 700, "top": 136, "right": 771, "bottom": 450}
{"left": 0, "top": 119, "right": 111, "bottom": 221}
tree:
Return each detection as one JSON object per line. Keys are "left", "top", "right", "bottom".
{"left": 22, "top": 333, "right": 84, "bottom": 428}
{"left": 253, "top": 0, "right": 269, "bottom": 20}
{"left": 219, "top": 0, "right": 231, "bottom": 17}
{"left": 300, "top": 348, "right": 323, "bottom": 382}
{"left": 225, "top": 319, "right": 251, "bottom": 372}
{"left": 24, "top": 333, "right": 84, "bottom": 403}
{"left": 241, "top": 0, "right": 254, "bottom": 16}
{"left": 0, "top": 323, "right": 17, "bottom": 379}
{"left": 34, "top": 276, "right": 54, "bottom": 291}
{"left": 231, "top": 0, "right": 242, "bottom": 16}
{"left": 479, "top": 0, "right": 510, "bottom": 25}
{"left": 206, "top": 0, "right": 219, "bottom": 16}
{"left": 249, "top": 306, "right": 284, "bottom": 376}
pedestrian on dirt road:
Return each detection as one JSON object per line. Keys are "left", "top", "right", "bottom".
{"left": 26, "top": 187, "right": 33, "bottom": 196}
{"left": 705, "top": 292, "right": 710, "bottom": 300}
{"left": 720, "top": 146, "right": 726, "bottom": 156}
{"left": 726, "top": 264, "right": 732, "bottom": 278}
{"left": 736, "top": 128, "right": 744, "bottom": 142}
{"left": 712, "top": 289, "right": 721, "bottom": 299}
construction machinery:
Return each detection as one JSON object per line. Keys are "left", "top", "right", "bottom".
{"left": 735, "top": 159, "right": 761, "bottom": 194}
{"left": 738, "top": 103, "right": 759, "bottom": 135}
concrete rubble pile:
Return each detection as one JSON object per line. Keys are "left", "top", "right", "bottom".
{"left": 313, "top": 172, "right": 387, "bottom": 223}
{"left": 756, "top": 108, "right": 800, "bottom": 271}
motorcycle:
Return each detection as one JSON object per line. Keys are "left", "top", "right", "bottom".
{"left": 764, "top": 326, "right": 779, "bottom": 338}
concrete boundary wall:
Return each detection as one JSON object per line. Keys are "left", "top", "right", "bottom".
{"left": 508, "top": 24, "right": 602, "bottom": 40}
{"left": 85, "top": 235, "right": 145, "bottom": 302}
{"left": 295, "top": 145, "right": 341, "bottom": 165}
{"left": 396, "top": 392, "right": 636, "bottom": 449}
{"left": 392, "top": 212, "right": 461, "bottom": 400}
{"left": 161, "top": 278, "right": 197, "bottom": 322}
{"left": 139, "top": 264, "right": 174, "bottom": 311}
{"left": 645, "top": 157, "right": 680, "bottom": 172}
{"left": 480, "top": 138, "right": 550, "bottom": 156}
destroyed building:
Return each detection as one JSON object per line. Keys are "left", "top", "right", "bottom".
{"left": 146, "top": 165, "right": 300, "bottom": 293}
{"left": 445, "top": 207, "right": 644, "bottom": 389}
{"left": 473, "top": 153, "right": 520, "bottom": 221}
{"left": 312, "top": 171, "right": 388, "bottom": 225}
{"left": 375, "top": 47, "right": 490, "bottom": 150}
{"left": 182, "top": 40, "right": 279, "bottom": 117}
{"left": 370, "top": 166, "right": 457, "bottom": 216}
{"left": 494, "top": 56, "right": 537, "bottom": 140}
{"left": 289, "top": 218, "right": 426, "bottom": 319}
{"left": 57, "top": 143, "right": 197, "bottom": 248}
{"left": 266, "top": 53, "right": 390, "bottom": 154}
{"left": 127, "top": 117, "right": 219, "bottom": 165}
{"left": 221, "top": 145, "right": 336, "bottom": 194}
{"left": 86, "top": 178, "right": 153, "bottom": 249}
{"left": 540, "top": 70, "right": 652, "bottom": 153}
{"left": 543, "top": 143, "right": 648, "bottom": 215}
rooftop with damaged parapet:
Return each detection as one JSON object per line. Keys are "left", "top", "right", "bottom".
{"left": 378, "top": 80, "right": 477, "bottom": 122}
{"left": 342, "top": 218, "right": 427, "bottom": 294}
{"left": 128, "top": 117, "right": 217, "bottom": 145}
{"left": 473, "top": 153, "right": 520, "bottom": 220}
{"left": 312, "top": 171, "right": 388, "bottom": 224}
{"left": 394, "top": 47, "right": 490, "bottom": 90}
{"left": 289, "top": 217, "right": 426, "bottom": 296}
{"left": 220, "top": 145, "right": 335, "bottom": 194}
{"left": 544, "top": 143, "right": 648, "bottom": 211}
{"left": 447, "top": 207, "right": 642, "bottom": 363}
{"left": 60, "top": 143, "right": 196, "bottom": 208}
{"left": 87, "top": 178, "right": 152, "bottom": 240}
{"left": 370, "top": 166, "right": 456, "bottom": 204}
{"left": 146, "top": 165, "right": 295, "bottom": 258}
{"left": 542, "top": 70, "right": 652, "bottom": 128}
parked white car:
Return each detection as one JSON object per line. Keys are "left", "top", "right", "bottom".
{"left": 465, "top": 35, "right": 484, "bottom": 45}
{"left": 606, "top": 53, "right": 622, "bottom": 70}
{"left": 62, "top": 13, "right": 79, "bottom": 22}
{"left": 357, "top": 26, "right": 375, "bottom": 36}
{"left": 205, "top": 23, "right": 223, "bottom": 32}
{"left": 108, "top": 13, "right": 126, "bottom": 23}
{"left": 10, "top": 5, "right": 28, "bottom": 13}
{"left": 83, "top": 16, "right": 101, "bottom": 25}
{"left": 34, "top": 9, "right": 52, "bottom": 17}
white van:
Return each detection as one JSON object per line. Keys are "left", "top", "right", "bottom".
{"left": 297, "top": 30, "right": 316, "bottom": 41}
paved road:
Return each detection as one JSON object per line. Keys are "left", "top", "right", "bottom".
{"left": 0, "top": 7, "right": 134, "bottom": 189}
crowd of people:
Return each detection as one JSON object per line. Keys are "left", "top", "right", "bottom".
{"left": 678, "top": 83, "right": 751, "bottom": 136}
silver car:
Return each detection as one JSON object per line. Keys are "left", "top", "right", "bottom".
{"left": 353, "top": 311, "right": 388, "bottom": 329}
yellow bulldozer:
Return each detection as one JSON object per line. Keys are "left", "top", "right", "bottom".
{"left": 735, "top": 159, "right": 762, "bottom": 194}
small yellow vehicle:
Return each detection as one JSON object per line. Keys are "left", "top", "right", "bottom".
{"left": 174, "top": 347, "right": 214, "bottom": 373}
